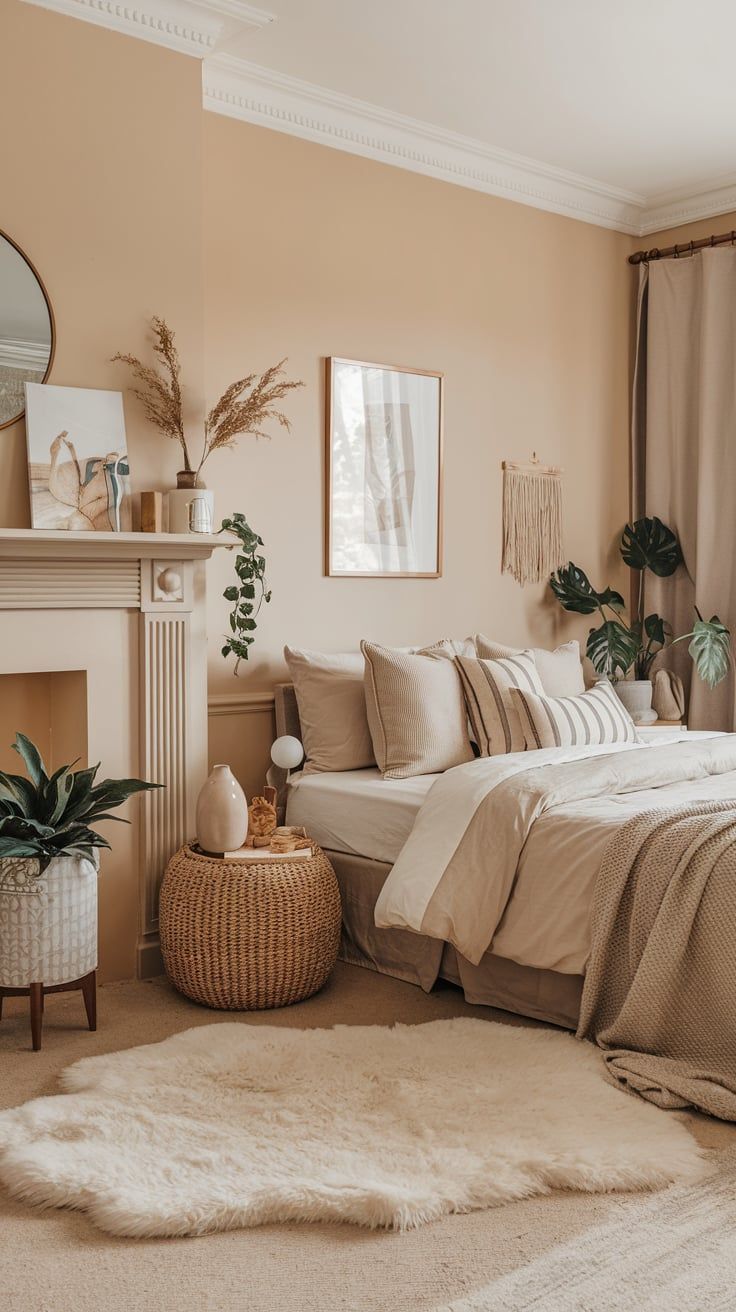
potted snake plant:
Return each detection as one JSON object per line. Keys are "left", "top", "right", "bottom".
{"left": 0, "top": 734, "right": 159, "bottom": 999}
{"left": 550, "top": 517, "right": 731, "bottom": 722}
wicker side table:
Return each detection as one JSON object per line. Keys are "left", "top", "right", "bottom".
{"left": 159, "top": 845, "right": 342, "bottom": 1010}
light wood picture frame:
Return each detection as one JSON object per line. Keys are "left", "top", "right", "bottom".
{"left": 325, "top": 357, "right": 443, "bottom": 578}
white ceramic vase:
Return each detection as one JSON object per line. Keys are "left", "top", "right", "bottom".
{"left": 612, "top": 679, "right": 657, "bottom": 725}
{"left": 196, "top": 764, "right": 248, "bottom": 854}
{"left": 0, "top": 852, "right": 98, "bottom": 988}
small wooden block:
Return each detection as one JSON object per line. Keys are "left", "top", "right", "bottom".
{"left": 140, "top": 491, "right": 163, "bottom": 533}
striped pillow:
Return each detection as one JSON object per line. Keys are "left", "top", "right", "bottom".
{"left": 510, "top": 681, "right": 640, "bottom": 750}
{"left": 455, "top": 651, "right": 545, "bottom": 756}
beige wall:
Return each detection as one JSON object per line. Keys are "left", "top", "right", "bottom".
{"left": 203, "top": 116, "right": 633, "bottom": 790}
{"left": 2, "top": 0, "right": 635, "bottom": 967}
{"left": 0, "top": 0, "right": 204, "bottom": 528}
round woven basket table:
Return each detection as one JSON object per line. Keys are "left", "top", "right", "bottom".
{"left": 159, "top": 844, "right": 342, "bottom": 1010}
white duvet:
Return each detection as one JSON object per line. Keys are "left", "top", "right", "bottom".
{"left": 374, "top": 733, "right": 736, "bottom": 972}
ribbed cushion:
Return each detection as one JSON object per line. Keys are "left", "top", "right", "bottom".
{"left": 511, "top": 681, "right": 640, "bottom": 750}
{"left": 361, "top": 641, "right": 474, "bottom": 779}
{"left": 284, "top": 647, "right": 375, "bottom": 773}
{"left": 455, "top": 651, "right": 545, "bottom": 756}
{"left": 475, "top": 635, "right": 585, "bottom": 698}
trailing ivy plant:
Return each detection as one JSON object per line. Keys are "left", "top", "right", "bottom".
{"left": 550, "top": 516, "right": 731, "bottom": 687}
{"left": 0, "top": 733, "right": 159, "bottom": 873}
{"left": 220, "top": 513, "right": 271, "bottom": 673}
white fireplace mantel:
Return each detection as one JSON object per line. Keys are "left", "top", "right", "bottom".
{"left": 0, "top": 528, "right": 238, "bottom": 560}
{"left": 0, "top": 528, "right": 237, "bottom": 980}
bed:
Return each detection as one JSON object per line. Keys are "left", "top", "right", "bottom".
{"left": 278, "top": 683, "right": 720, "bottom": 1026}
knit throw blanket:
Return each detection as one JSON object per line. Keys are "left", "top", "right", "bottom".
{"left": 578, "top": 800, "right": 736, "bottom": 1121}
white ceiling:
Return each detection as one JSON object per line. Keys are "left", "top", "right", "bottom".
{"left": 219, "top": 0, "right": 736, "bottom": 200}
{"left": 22, "top": 0, "right": 736, "bottom": 234}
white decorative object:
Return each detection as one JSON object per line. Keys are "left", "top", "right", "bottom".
{"left": 0, "top": 853, "right": 98, "bottom": 989}
{"left": 270, "top": 736, "right": 304, "bottom": 771}
{"left": 613, "top": 679, "right": 657, "bottom": 724}
{"left": 167, "top": 487, "right": 215, "bottom": 535}
{"left": 196, "top": 764, "right": 248, "bottom": 854}
{"left": 0, "top": 1017, "right": 703, "bottom": 1238}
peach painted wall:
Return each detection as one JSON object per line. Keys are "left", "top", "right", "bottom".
{"left": 203, "top": 115, "right": 633, "bottom": 792}
{"left": 0, "top": 0, "right": 204, "bottom": 527}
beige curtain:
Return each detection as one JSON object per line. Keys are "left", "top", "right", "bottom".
{"left": 632, "top": 248, "right": 736, "bottom": 730}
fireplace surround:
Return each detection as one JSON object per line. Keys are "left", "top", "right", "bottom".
{"left": 0, "top": 528, "right": 232, "bottom": 981}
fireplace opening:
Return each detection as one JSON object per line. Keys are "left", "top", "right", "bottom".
{"left": 0, "top": 671, "right": 88, "bottom": 775}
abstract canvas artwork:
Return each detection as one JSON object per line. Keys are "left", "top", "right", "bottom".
{"left": 325, "top": 358, "right": 443, "bottom": 576}
{"left": 24, "top": 383, "right": 131, "bottom": 531}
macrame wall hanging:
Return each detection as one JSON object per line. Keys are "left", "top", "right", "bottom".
{"left": 501, "top": 453, "right": 565, "bottom": 586}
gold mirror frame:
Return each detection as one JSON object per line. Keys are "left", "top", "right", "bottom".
{"left": 0, "top": 228, "right": 56, "bottom": 432}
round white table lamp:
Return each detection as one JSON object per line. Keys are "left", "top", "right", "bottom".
{"left": 270, "top": 736, "right": 304, "bottom": 772}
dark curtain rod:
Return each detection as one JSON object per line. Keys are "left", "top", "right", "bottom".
{"left": 629, "top": 227, "right": 736, "bottom": 265}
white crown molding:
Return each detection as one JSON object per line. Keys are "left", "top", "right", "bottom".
{"left": 20, "top": 0, "right": 274, "bottom": 57}
{"left": 203, "top": 55, "right": 646, "bottom": 234}
{"left": 197, "top": 0, "right": 274, "bottom": 25}
{"left": 638, "top": 175, "right": 736, "bottom": 237}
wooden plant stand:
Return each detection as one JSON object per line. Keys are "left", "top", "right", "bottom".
{"left": 0, "top": 969, "right": 96, "bottom": 1052}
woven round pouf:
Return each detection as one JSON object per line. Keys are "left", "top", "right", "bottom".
{"left": 159, "top": 845, "right": 342, "bottom": 1010}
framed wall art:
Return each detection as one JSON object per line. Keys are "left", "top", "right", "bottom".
{"left": 24, "top": 383, "right": 131, "bottom": 531}
{"left": 325, "top": 357, "right": 443, "bottom": 577}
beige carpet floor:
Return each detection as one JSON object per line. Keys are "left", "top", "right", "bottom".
{"left": 1, "top": 962, "right": 733, "bottom": 1312}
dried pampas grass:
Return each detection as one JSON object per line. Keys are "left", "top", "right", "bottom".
{"left": 113, "top": 319, "right": 303, "bottom": 480}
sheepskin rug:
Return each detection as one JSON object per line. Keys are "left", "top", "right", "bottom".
{"left": 0, "top": 1019, "right": 705, "bottom": 1238}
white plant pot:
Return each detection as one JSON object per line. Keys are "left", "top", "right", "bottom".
{"left": 167, "top": 487, "right": 215, "bottom": 534}
{"left": 0, "top": 852, "right": 98, "bottom": 988}
{"left": 196, "top": 764, "right": 248, "bottom": 855}
{"left": 612, "top": 679, "right": 657, "bottom": 725}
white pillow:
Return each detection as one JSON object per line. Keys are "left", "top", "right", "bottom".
{"left": 284, "top": 647, "right": 375, "bottom": 774}
{"left": 474, "top": 636, "right": 585, "bottom": 698}
{"left": 511, "top": 682, "right": 640, "bottom": 750}
{"left": 361, "top": 641, "right": 474, "bottom": 779}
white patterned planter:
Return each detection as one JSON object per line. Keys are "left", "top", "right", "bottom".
{"left": 0, "top": 853, "right": 98, "bottom": 989}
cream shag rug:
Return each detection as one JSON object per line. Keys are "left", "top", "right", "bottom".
{"left": 438, "top": 1146, "right": 736, "bottom": 1311}
{"left": 0, "top": 1018, "right": 705, "bottom": 1239}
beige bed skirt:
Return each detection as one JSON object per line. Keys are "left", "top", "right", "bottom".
{"left": 328, "top": 849, "right": 583, "bottom": 1029}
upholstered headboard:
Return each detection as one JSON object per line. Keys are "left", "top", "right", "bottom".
{"left": 274, "top": 683, "right": 302, "bottom": 741}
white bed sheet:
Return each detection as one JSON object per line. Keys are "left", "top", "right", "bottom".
{"left": 287, "top": 731, "right": 728, "bottom": 977}
{"left": 286, "top": 768, "right": 438, "bottom": 865}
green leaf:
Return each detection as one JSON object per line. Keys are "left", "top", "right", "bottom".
{"left": 685, "top": 615, "right": 732, "bottom": 688}
{"left": 586, "top": 620, "right": 641, "bottom": 679}
{"left": 620, "top": 517, "right": 683, "bottom": 577}
{"left": 550, "top": 564, "right": 625, "bottom": 616}
{"left": 12, "top": 732, "right": 48, "bottom": 788}
{"left": 223, "top": 586, "right": 239, "bottom": 602}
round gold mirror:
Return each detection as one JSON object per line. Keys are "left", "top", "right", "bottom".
{"left": 0, "top": 230, "right": 55, "bottom": 430}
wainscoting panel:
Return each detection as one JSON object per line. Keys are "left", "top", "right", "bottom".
{"left": 207, "top": 691, "right": 276, "bottom": 800}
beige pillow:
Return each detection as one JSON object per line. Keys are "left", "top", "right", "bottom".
{"left": 455, "top": 651, "right": 545, "bottom": 756}
{"left": 511, "top": 681, "right": 640, "bottom": 750}
{"left": 361, "top": 641, "right": 474, "bottom": 779}
{"left": 420, "top": 636, "right": 476, "bottom": 661}
{"left": 284, "top": 647, "right": 375, "bottom": 774}
{"left": 474, "top": 635, "right": 585, "bottom": 698}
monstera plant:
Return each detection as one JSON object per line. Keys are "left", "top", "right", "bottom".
{"left": 0, "top": 733, "right": 159, "bottom": 873}
{"left": 550, "top": 517, "right": 731, "bottom": 688}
